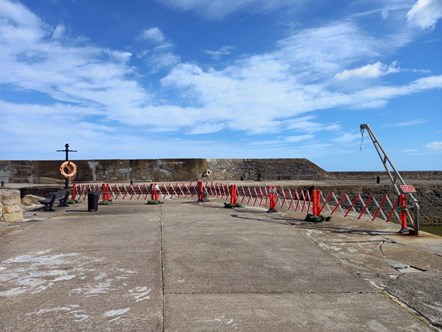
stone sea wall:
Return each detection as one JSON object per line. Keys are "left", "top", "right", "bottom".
{"left": 206, "top": 159, "right": 327, "bottom": 181}
{"left": 327, "top": 171, "right": 442, "bottom": 182}
{"left": 0, "top": 159, "right": 208, "bottom": 183}
{"left": 0, "top": 159, "right": 326, "bottom": 183}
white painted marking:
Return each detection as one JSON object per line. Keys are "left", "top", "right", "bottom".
{"left": 0, "top": 287, "right": 27, "bottom": 297}
{"left": 0, "top": 250, "right": 100, "bottom": 297}
{"left": 103, "top": 308, "right": 130, "bottom": 318}
{"left": 95, "top": 273, "right": 107, "bottom": 281}
{"left": 129, "top": 287, "right": 151, "bottom": 302}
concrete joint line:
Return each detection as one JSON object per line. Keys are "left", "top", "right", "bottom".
{"left": 163, "top": 290, "right": 377, "bottom": 295}
{"left": 160, "top": 205, "right": 165, "bottom": 332}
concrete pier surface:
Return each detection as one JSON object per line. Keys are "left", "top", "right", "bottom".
{"left": 0, "top": 199, "right": 441, "bottom": 331}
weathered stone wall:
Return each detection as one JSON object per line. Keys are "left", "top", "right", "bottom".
{"left": 0, "top": 159, "right": 209, "bottom": 183}
{"left": 0, "top": 158, "right": 326, "bottom": 183}
{"left": 206, "top": 159, "right": 327, "bottom": 181}
{"left": 0, "top": 190, "right": 24, "bottom": 223}
{"left": 327, "top": 171, "right": 442, "bottom": 182}
{"left": 2, "top": 159, "right": 439, "bottom": 184}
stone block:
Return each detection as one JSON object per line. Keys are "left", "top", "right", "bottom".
{"left": 1, "top": 189, "right": 24, "bottom": 223}
{"left": 2, "top": 190, "right": 21, "bottom": 205}
{"left": 3, "top": 211, "right": 23, "bottom": 223}
{"left": 22, "top": 194, "right": 45, "bottom": 206}
{"left": 3, "top": 204, "right": 21, "bottom": 214}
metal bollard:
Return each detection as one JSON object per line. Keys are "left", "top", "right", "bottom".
{"left": 88, "top": 192, "right": 99, "bottom": 212}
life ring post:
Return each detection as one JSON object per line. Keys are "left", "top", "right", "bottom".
{"left": 57, "top": 143, "right": 78, "bottom": 189}
{"left": 60, "top": 161, "right": 77, "bottom": 184}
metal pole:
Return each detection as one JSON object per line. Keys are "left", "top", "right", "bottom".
{"left": 57, "top": 143, "right": 77, "bottom": 189}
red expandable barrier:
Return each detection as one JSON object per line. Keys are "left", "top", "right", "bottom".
{"left": 386, "top": 196, "right": 399, "bottom": 222}
{"left": 344, "top": 195, "right": 360, "bottom": 217}
{"left": 71, "top": 183, "right": 77, "bottom": 201}
{"left": 287, "top": 190, "right": 295, "bottom": 210}
{"left": 319, "top": 192, "right": 333, "bottom": 215}
{"left": 300, "top": 190, "right": 307, "bottom": 212}
{"left": 306, "top": 190, "right": 312, "bottom": 214}
{"left": 294, "top": 190, "right": 301, "bottom": 212}
{"left": 357, "top": 196, "right": 373, "bottom": 220}
{"left": 331, "top": 194, "right": 347, "bottom": 216}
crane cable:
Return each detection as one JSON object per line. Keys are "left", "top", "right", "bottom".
{"left": 360, "top": 127, "right": 365, "bottom": 151}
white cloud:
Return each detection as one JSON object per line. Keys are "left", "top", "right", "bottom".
{"left": 284, "top": 135, "right": 314, "bottom": 143}
{"left": 383, "top": 119, "right": 427, "bottom": 127}
{"left": 162, "top": 24, "right": 442, "bottom": 131}
{"left": 139, "top": 27, "right": 165, "bottom": 43}
{"left": 0, "top": 0, "right": 41, "bottom": 27}
{"left": 187, "top": 122, "right": 225, "bottom": 134}
{"left": 333, "top": 132, "right": 361, "bottom": 144}
{"left": 353, "top": 75, "right": 442, "bottom": 106}
{"left": 407, "top": 0, "right": 442, "bottom": 29}
{"left": 283, "top": 117, "right": 341, "bottom": 133}
{"left": 426, "top": 141, "right": 442, "bottom": 152}
{"left": 276, "top": 22, "right": 382, "bottom": 81}
{"left": 1, "top": 0, "right": 442, "bottom": 148}
{"left": 157, "top": 0, "right": 299, "bottom": 19}
{"left": 335, "top": 61, "right": 400, "bottom": 80}
{"left": 148, "top": 51, "right": 181, "bottom": 72}
{"left": 137, "top": 27, "right": 180, "bottom": 71}
{"left": 204, "top": 46, "right": 235, "bottom": 59}
{"left": 51, "top": 24, "right": 65, "bottom": 39}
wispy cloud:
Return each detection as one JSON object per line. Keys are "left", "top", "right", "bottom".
{"left": 283, "top": 134, "right": 314, "bottom": 143}
{"left": 426, "top": 141, "right": 442, "bottom": 152}
{"left": 335, "top": 61, "right": 400, "bottom": 80}
{"left": 137, "top": 27, "right": 180, "bottom": 72}
{"left": 383, "top": 119, "right": 427, "bottom": 127}
{"left": 407, "top": 0, "right": 442, "bottom": 29}
{"left": 204, "top": 46, "right": 235, "bottom": 60}
{"left": 333, "top": 132, "right": 361, "bottom": 144}
{"left": 139, "top": 27, "right": 165, "bottom": 43}
{"left": 157, "top": 0, "right": 300, "bottom": 19}
{"left": 1, "top": 0, "right": 442, "bottom": 164}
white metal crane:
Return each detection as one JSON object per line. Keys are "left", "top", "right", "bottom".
{"left": 360, "top": 124, "right": 420, "bottom": 235}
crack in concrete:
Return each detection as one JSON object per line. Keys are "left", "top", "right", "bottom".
{"left": 366, "top": 280, "right": 440, "bottom": 331}
{"left": 324, "top": 240, "right": 383, "bottom": 244}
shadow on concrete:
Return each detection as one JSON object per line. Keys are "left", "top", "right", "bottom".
{"left": 230, "top": 213, "right": 290, "bottom": 226}
{"left": 289, "top": 221, "right": 398, "bottom": 237}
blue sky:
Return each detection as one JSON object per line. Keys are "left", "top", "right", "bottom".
{"left": 0, "top": 0, "right": 441, "bottom": 171}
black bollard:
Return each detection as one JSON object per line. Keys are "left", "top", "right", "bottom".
{"left": 88, "top": 192, "right": 99, "bottom": 212}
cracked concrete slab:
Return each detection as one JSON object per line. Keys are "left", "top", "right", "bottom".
{"left": 165, "top": 293, "right": 430, "bottom": 331}
{"left": 283, "top": 209, "right": 442, "bottom": 330}
{"left": 368, "top": 272, "right": 442, "bottom": 328}
{"left": 0, "top": 199, "right": 439, "bottom": 331}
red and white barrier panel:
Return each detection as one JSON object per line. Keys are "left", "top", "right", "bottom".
{"left": 71, "top": 183, "right": 406, "bottom": 224}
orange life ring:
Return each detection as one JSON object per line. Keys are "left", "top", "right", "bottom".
{"left": 60, "top": 161, "right": 77, "bottom": 179}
